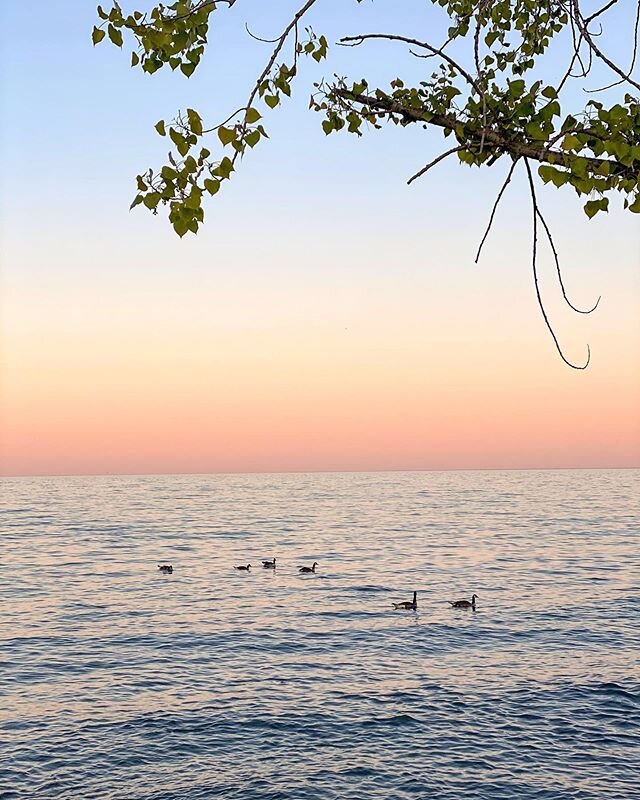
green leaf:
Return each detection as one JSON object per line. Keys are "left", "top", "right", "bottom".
{"left": 143, "top": 192, "right": 161, "bottom": 210}
{"left": 538, "top": 165, "right": 568, "bottom": 188}
{"left": 628, "top": 194, "right": 640, "bottom": 213}
{"left": 245, "top": 107, "right": 261, "bottom": 124}
{"left": 265, "top": 95, "right": 279, "bottom": 109}
{"left": 187, "top": 108, "right": 203, "bottom": 136}
{"left": 155, "top": 120, "right": 166, "bottom": 137}
{"left": 173, "top": 217, "right": 189, "bottom": 237}
{"left": 217, "top": 156, "right": 234, "bottom": 179}
{"left": 107, "top": 24, "right": 123, "bottom": 48}
{"left": 185, "top": 188, "right": 202, "bottom": 210}
{"left": 180, "top": 62, "right": 197, "bottom": 78}
{"left": 561, "top": 134, "right": 581, "bottom": 151}
{"left": 204, "top": 178, "right": 220, "bottom": 195}
{"left": 508, "top": 79, "right": 525, "bottom": 97}
{"left": 92, "top": 26, "right": 106, "bottom": 45}
{"left": 584, "top": 198, "right": 608, "bottom": 218}
{"left": 217, "top": 126, "right": 236, "bottom": 145}
{"left": 169, "top": 128, "right": 190, "bottom": 157}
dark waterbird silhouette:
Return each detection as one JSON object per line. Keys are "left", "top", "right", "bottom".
{"left": 262, "top": 558, "right": 276, "bottom": 568}
{"left": 449, "top": 594, "right": 478, "bottom": 609}
{"left": 158, "top": 564, "right": 173, "bottom": 574}
{"left": 298, "top": 562, "right": 318, "bottom": 573}
{"left": 235, "top": 564, "right": 251, "bottom": 571}
{"left": 392, "top": 591, "right": 417, "bottom": 610}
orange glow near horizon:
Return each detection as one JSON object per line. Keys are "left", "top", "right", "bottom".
{"left": 2, "top": 254, "right": 639, "bottom": 476}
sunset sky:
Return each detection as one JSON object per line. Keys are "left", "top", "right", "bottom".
{"left": 1, "top": 1, "right": 639, "bottom": 476}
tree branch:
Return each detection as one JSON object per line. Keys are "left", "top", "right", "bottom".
{"left": 338, "top": 33, "right": 482, "bottom": 95}
{"left": 475, "top": 157, "right": 519, "bottom": 263}
{"left": 524, "top": 158, "right": 591, "bottom": 370}
{"left": 572, "top": 0, "right": 640, "bottom": 92}
{"left": 332, "top": 89, "right": 637, "bottom": 181}
{"left": 407, "top": 146, "right": 464, "bottom": 185}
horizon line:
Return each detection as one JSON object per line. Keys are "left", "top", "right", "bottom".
{"left": 1, "top": 465, "right": 638, "bottom": 480}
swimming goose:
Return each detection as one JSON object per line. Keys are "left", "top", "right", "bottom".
{"left": 235, "top": 564, "right": 252, "bottom": 571}
{"left": 448, "top": 594, "right": 478, "bottom": 609}
{"left": 158, "top": 564, "right": 173, "bottom": 574}
{"left": 298, "top": 562, "right": 318, "bottom": 573}
{"left": 392, "top": 591, "right": 417, "bottom": 610}
{"left": 262, "top": 558, "right": 276, "bottom": 568}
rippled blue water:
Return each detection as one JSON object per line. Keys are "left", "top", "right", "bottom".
{"left": 1, "top": 470, "right": 639, "bottom": 800}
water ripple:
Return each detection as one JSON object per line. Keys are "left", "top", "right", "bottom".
{"left": 1, "top": 469, "right": 639, "bottom": 799}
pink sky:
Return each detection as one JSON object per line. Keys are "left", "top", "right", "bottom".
{"left": 2, "top": 216, "right": 638, "bottom": 475}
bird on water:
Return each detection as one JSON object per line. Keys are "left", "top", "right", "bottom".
{"left": 298, "top": 562, "right": 318, "bottom": 573}
{"left": 158, "top": 564, "right": 173, "bottom": 574}
{"left": 262, "top": 558, "right": 276, "bottom": 568}
{"left": 392, "top": 591, "right": 417, "bottom": 610}
{"left": 235, "top": 564, "right": 252, "bottom": 571}
{"left": 448, "top": 594, "right": 478, "bottom": 609}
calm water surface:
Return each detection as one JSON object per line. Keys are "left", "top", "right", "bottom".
{"left": 1, "top": 470, "right": 639, "bottom": 800}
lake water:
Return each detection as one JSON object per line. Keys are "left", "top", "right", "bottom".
{"left": 1, "top": 470, "right": 639, "bottom": 799}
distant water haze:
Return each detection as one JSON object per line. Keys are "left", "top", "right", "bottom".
{"left": 2, "top": 469, "right": 639, "bottom": 799}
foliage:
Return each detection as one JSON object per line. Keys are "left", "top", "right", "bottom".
{"left": 94, "top": 0, "right": 640, "bottom": 367}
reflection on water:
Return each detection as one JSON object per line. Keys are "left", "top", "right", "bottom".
{"left": 1, "top": 470, "right": 639, "bottom": 799}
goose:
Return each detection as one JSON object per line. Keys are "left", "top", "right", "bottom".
{"left": 158, "top": 564, "right": 173, "bottom": 574}
{"left": 262, "top": 558, "right": 276, "bottom": 568}
{"left": 448, "top": 594, "right": 478, "bottom": 609}
{"left": 298, "top": 562, "right": 318, "bottom": 573}
{"left": 234, "top": 564, "right": 252, "bottom": 571}
{"left": 392, "top": 591, "right": 417, "bottom": 610}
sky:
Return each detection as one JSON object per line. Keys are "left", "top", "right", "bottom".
{"left": 0, "top": 0, "right": 639, "bottom": 476}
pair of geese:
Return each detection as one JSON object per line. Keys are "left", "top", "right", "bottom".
{"left": 234, "top": 558, "right": 318, "bottom": 574}
{"left": 393, "top": 591, "right": 478, "bottom": 611}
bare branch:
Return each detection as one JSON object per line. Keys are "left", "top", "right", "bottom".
{"left": 244, "top": 22, "right": 281, "bottom": 44}
{"left": 584, "top": 0, "right": 620, "bottom": 24}
{"left": 536, "top": 202, "right": 601, "bottom": 314}
{"left": 407, "top": 146, "right": 465, "bottom": 185}
{"left": 572, "top": 0, "right": 640, "bottom": 92}
{"left": 338, "top": 33, "right": 482, "bottom": 94}
{"left": 524, "top": 159, "right": 591, "bottom": 370}
{"left": 475, "top": 158, "right": 519, "bottom": 263}
{"left": 584, "top": 0, "right": 640, "bottom": 92}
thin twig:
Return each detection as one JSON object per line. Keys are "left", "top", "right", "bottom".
{"left": 572, "top": 0, "right": 640, "bottom": 91}
{"left": 584, "top": 0, "right": 640, "bottom": 92}
{"left": 584, "top": 0, "right": 620, "bottom": 24}
{"left": 230, "top": 0, "right": 320, "bottom": 166}
{"left": 475, "top": 158, "right": 519, "bottom": 263}
{"left": 338, "top": 33, "right": 482, "bottom": 94}
{"left": 407, "top": 146, "right": 465, "bottom": 185}
{"left": 524, "top": 158, "right": 591, "bottom": 370}
{"left": 535, "top": 202, "right": 601, "bottom": 314}
{"left": 244, "top": 22, "right": 281, "bottom": 44}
